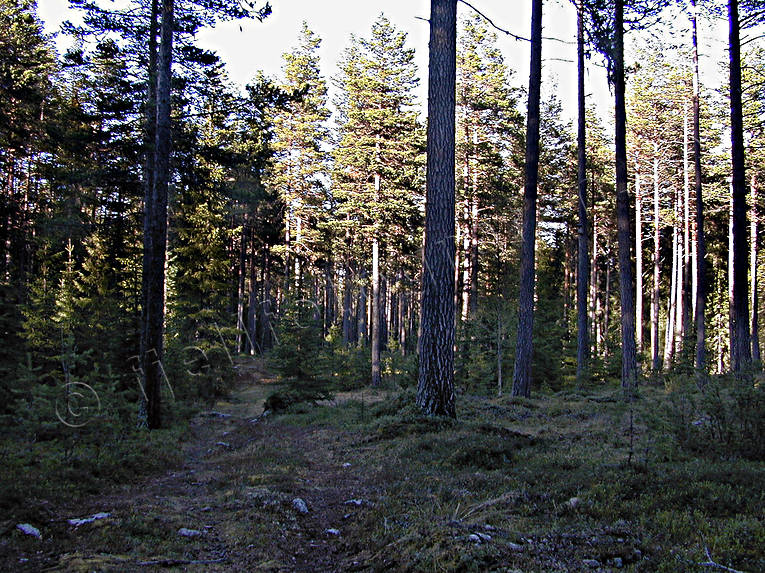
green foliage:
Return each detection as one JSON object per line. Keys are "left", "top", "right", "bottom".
{"left": 664, "top": 375, "right": 765, "bottom": 461}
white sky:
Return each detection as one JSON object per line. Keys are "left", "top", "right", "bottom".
{"left": 37, "top": 0, "right": 730, "bottom": 129}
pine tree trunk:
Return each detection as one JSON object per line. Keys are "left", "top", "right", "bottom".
{"left": 371, "top": 169, "right": 382, "bottom": 387}
{"left": 728, "top": 0, "right": 752, "bottom": 375}
{"left": 651, "top": 150, "right": 661, "bottom": 371}
{"left": 729, "top": 189, "right": 735, "bottom": 369}
{"left": 635, "top": 158, "right": 643, "bottom": 355}
{"left": 751, "top": 175, "right": 760, "bottom": 362}
{"left": 591, "top": 207, "right": 600, "bottom": 357}
{"left": 512, "top": 0, "right": 543, "bottom": 398}
{"left": 236, "top": 219, "right": 247, "bottom": 353}
{"left": 691, "top": 0, "right": 707, "bottom": 380}
{"left": 342, "top": 259, "right": 353, "bottom": 345}
{"left": 614, "top": 0, "right": 638, "bottom": 391}
{"left": 469, "top": 177, "right": 479, "bottom": 317}
{"left": 141, "top": 0, "right": 173, "bottom": 430}
{"left": 664, "top": 204, "right": 678, "bottom": 368}
{"left": 138, "top": 0, "right": 160, "bottom": 427}
{"left": 682, "top": 103, "right": 692, "bottom": 340}
{"left": 576, "top": 0, "right": 590, "bottom": 384}
{"left": 417, "top": 0, "right": 457, "bottom": 417}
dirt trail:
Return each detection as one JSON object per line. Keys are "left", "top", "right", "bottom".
{"left": 25, "top": 361, "right": 380, "bottom": 572}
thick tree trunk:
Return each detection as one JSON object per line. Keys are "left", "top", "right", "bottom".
{"left": 576, "top": 0, "right": 590, "bottom": 384}
{"left": 417, "top": 0, "right": 457, "bottom": 417}
{"left": 138, "top": 0, "right": 160, "bottom": 427}
{"left": 728, "top": 0, "right": 752, "bottom": 374}
{"left": 141, "top": 0, "right": 173, "bottom": 430}
{"left": 512, "top": 0, "right": 543, "bottom": 398}
{"left": 691, "top": 0, "right": 707, "bottom": 380}
{"left": 614, "top": 0, "right": 638, "bottom": 391}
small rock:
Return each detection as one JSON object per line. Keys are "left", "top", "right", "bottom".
{"left": 215, "top": 441, "right": 231, "bottom": 448}
{"left": 508, "top": 542, "right": 524, "bottom": 551}
{"left": 468, "top": 534, "right": 481, "bottom": 542}
{"left": 178, "top": 527, "right": 203, "bottom": 537}
{"left": 342, "top": 462, "right": 352, "bottom": 468}
{"left": 344, "top": 499, "right": 364, "bottom": 506}
{"left": 582, "top": 559, "right": 600, "bottom": 568}
{"left": 200, "top": 506, "right": 212, "bottom": 512}
{"left": 566, "top": 497, "right": 581, "bottom": 509}
{"left": 325, "top": 528, "right": 341, "bottom": 536}
{"left": 16, "top": 524, "right": 41, "bottom": 539}
{"left": 476, "top": 532, "right": 492, "bottom": 541}
{"left": 292, "top": 498, "right": 309, "bottom": 514}
{"left": 204, "top": 411, "right": 231, "bottom": 418}
{"left": 613, "top": 557, "right": 623, "bottom": 568}
{"left": 483, "top": 524, "right": 496, "bottom": 531}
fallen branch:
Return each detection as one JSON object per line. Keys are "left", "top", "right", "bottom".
{"left": 138, "top": 556, "right": 227, "bottom": 567}
{"left": 698, "top": 547, "right": 746, "bottom": 573}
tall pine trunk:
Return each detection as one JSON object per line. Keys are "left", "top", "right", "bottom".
{"left": 576, "top": 0, "right": 590, "bottom": 384}
{"left": 512, "top": 0, "right": 543, "bottom": 398}
{"left": 614, "top": 0, "right": 638, "bottom": 391}
{"left": 692, "top": 0, "right": 707, "bottom": 381}
{"left": 728, "top": 0, "right": 752, "bottom": 375}
{"left": 751, "top": 175, "right": 760, "bottom": 362}
{"left": 635, "top": 158, "right": 643, "bottom": 355}
{"left": 371, "top": 174, "right": 381, "bottom": 387}
{"left": 652, "top": 150, "right": 661, "bottom": 370}
{"left": 417, "top": 0, "right": 457, "bottom": 417}
{"left": 141, "top": 0, "right": 173, "bottom": 430}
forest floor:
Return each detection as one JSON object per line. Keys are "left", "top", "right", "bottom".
{"left": 1, "top": 359, "right": 763, "bottom": 572}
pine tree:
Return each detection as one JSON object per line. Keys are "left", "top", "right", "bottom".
{"left": 333, "top": 15, "right": 424, "bottom": 388}
{"left": 271, "top": 23, "right": 330, "bottom": 298}
{"left": 418, "top": 0, "right": 457, "bottom": 416}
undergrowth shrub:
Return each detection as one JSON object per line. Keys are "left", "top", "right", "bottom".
{"left": 664, "top": 373, "right": 765, "bottom": 461}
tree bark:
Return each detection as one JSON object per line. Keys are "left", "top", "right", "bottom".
{"left": 614, "top": 0, "right": 638, "bottom": 391}
{"left": 692, "top": 0, "right": 707, "bottom": 382}
{"left": 728, "top": 0, "right": 752, "bottom": 375}
{"left": 141, "top": 0, "right": 173, "bottom": 430}
{"left": 652, "top": 149, "right": 661, "bottom": 371}
{"left": 371, "top": 169, "right": 381, "bottom": 387}
{"left": 751, "top": 175, "right": 760, "bottom": 362}
{"left": 417, "top": 0, "right": 457, "bottom": 417}
{"left": 635, "top": 158, "right": 643, "bottom": 355}
{"left": 576, "top": 0, "right": 590, "bottom": 385}
{"left": 512, "top": 0, "right": 543, "bottom": 398}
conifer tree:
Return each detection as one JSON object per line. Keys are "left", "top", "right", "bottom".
{"left": 271, "top": 23, "right": 330, "bottom": 298}
{"left": 333, "top": 15, "right": 424, "bottom": 388}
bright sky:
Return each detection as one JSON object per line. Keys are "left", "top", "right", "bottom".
{"left": 36, "top": 0, "right": 730, "bottom": 128}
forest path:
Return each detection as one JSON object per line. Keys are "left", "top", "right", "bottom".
{"left": 42, "top": 360, "right": 386, "bottom": 572}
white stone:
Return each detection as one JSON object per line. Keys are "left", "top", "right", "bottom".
{"left": 325, "top": 528, "right": 341, "bottom": 536}
{"left": 16, "top": 524, "right": 41, "bottom": 539}
{"left": 292, "top": 498, "right": 309, "bottom": 514}
{"left": 178, "top": 527, "right": 203, "bottom": 537}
